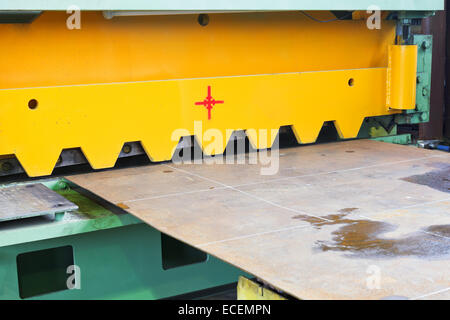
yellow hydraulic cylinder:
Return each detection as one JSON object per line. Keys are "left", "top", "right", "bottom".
{"left": 386, "top": 45, "right": 418, "bottom": 110}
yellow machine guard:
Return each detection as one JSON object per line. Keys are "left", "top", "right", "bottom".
{"left": 0, "top": 12, "right": 417, "bottom": 177}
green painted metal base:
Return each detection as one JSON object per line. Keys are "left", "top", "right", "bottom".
{"left": 371, "top": 133, "right": 412, "bottom": 145}
{"left": 0, "top": 181, "right": 247, "bottom": 300}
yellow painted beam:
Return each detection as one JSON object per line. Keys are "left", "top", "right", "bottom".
{"left": 0, "top": 12, "right": 416, "bottom": 177}
{"left": 0, "top": 11, "right": 396, "bottom": 89}
{"left": 0, "top": 67, "right": 398, "bottom": 177}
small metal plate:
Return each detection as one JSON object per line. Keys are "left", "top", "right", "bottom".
{"left": 0, "top": 183, "right": 78, "bottom": 222}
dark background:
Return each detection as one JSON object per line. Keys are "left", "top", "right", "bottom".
{"left": 420, "top": 1, "right": 449, "bottom": 140}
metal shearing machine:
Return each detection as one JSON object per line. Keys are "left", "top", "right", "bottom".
{"left": 1, "top": 1, "right": 449, "bottom": 300}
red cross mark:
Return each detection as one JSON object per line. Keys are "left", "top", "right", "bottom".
{"left": 195, "top": 86, "right": 224, "bottom": 120}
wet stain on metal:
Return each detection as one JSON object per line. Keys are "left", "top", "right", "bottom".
{"left": 292, "top": 213, "right": 450, "bottom": 259}
{"left": 338, "top": 207, "right": 359, "bottom": 213}
{"left": 401, "top": 163, "right": 450, "bottom": 193}
{"left": 427, "top": 224, "right": 450, "bottom": 238}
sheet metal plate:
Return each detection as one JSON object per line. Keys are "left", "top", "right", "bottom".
{"left": 0, "top": 183, "right": 78, "bottom": 222}
{"left": 67, "top": 140, "right": 450, "bottom": 299}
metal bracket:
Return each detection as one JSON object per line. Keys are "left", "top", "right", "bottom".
{"left": 395, "top": 34, "right": 432, "bottom": 125}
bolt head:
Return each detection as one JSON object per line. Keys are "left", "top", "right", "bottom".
{"left": 421, "top": 41, "right": 431, "bottom": 49}
{"left": 1, "top": 162, "right": 12, "bottom": 172}
{"left": 122, "top": 144, "right": 132, "bottom": 154}
{"left": 57, "top": 181, "right": 69, "bottom": 190}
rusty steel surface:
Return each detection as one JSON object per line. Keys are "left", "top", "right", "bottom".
{"left": 67, "top": 140, "right": 450, "bottom": 299}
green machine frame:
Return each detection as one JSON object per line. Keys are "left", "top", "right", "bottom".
{"left": 0, "top": 180, "right": 246, "bottom": 299}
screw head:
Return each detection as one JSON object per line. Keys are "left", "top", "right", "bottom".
{"left": 122, "top": 144, "right": 132, "bottom": 154}
{"left": 1, "top": 161, "right": 12, "bottom": 172}
{"left": 420, "top": 113, "right": 428, "bottom": 121}
{"left": 421, "top": 41, "right": 431, "bottom": 49}
{"left": 56, "top": 181, "right": 69, "bottom": 190}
